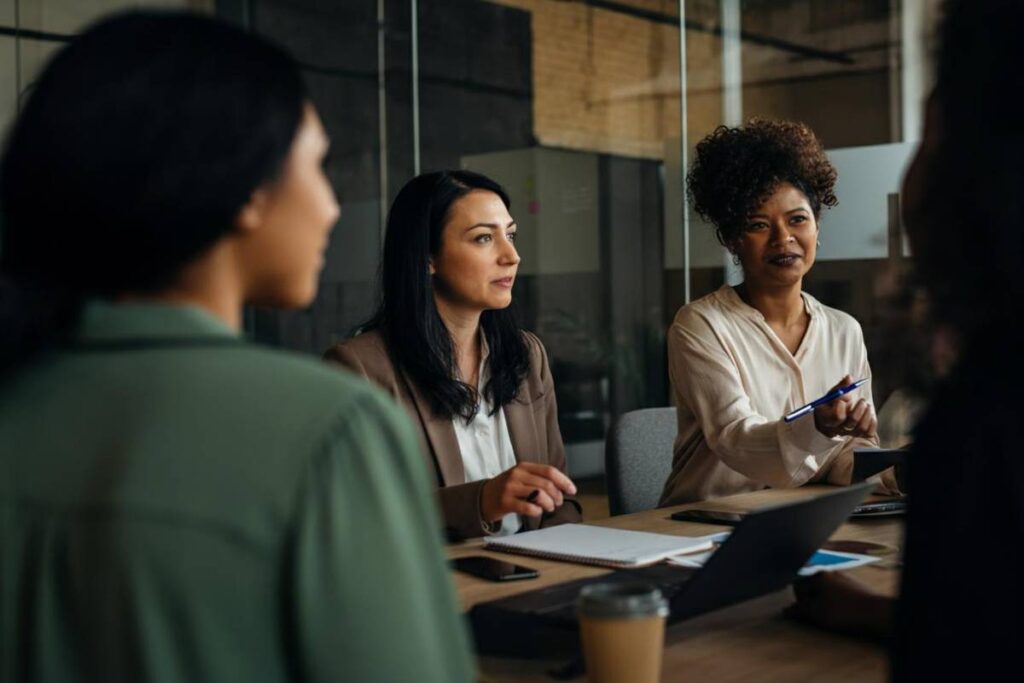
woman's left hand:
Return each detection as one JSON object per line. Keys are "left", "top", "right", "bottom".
{"left": 814, "top": 375, "right": 878, "bottom": 439}
{"left": 787, "top": 572, "right": 894, "bottom": 640}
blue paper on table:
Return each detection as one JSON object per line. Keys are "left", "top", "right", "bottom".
{"left": 799, "top": 549, "right": 878, "bottom": 575}
{"left": 806, "top": 550, "right": 857, "bottom": 566}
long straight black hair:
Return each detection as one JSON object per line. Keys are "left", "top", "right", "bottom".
{"left": 0, "top": 11, "right": 306, "bottom": 377}
{"left": 366, "top": 170, "right": 530, "bottom": 422}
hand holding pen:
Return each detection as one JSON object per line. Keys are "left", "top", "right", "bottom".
{"left": 785, "top": 375, "right": 877, "bottom": 439}
{"left": 480, "top": 462, "right": 577, "bottom": 522}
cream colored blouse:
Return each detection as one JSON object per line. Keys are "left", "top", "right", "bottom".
{"left": 659, "top": 285, "right": 879, "bottom": 505}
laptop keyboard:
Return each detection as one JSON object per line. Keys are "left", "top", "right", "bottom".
{"left": 516, "top": 564, "right": 696, "bottom": 626}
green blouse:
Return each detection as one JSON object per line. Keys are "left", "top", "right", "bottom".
{"left": 0, "top": 301, "right": 473, "bottom": 682}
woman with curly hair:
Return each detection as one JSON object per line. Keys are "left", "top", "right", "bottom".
{"left": 660, "top": 119, "right": 892, "bottom": 505}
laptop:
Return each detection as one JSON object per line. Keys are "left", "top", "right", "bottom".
{"left": 468, "top": 481, "right": 874, "bottom": 657}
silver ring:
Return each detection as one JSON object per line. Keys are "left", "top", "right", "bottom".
{"left": 842, "top": 425, "right": 855, "bottom": 432}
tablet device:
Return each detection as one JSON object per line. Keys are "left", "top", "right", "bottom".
{"left": 852, "top": 448, "right": 908, "bottom": 482}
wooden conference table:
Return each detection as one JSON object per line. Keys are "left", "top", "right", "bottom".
{"left": 449, "top": 486, "right": 903, "bottom": 682}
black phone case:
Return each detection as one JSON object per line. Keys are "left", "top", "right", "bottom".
{"left": 669, "top": 510, "right": 745, "bottom": 526}
{"left": 453, "top": 557, "right": 539, "bottom": 582}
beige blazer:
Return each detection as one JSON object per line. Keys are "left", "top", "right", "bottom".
{"left": 325, "top": 329, "right": 582, "bottom": 540}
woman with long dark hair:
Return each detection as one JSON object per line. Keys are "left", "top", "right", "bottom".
{"left": 0, "top": 12, "right": 472, "bottom": 681}
{"left": 326, "top": 170, "right": 581, "bottom": 540}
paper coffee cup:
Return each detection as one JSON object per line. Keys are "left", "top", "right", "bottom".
{"left": 578, "top": 582, "right": 669, "bottom": 683}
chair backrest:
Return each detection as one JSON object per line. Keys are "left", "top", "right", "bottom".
{"left": 605, "top": 407, "right": 677, "bottom": 516}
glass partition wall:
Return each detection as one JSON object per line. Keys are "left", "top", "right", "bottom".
{"left": 0, "top": 0, "right": 940, "bottom": 476}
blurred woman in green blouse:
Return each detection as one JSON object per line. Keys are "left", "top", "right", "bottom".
{"left": 0, "top": 11, "right": 472, "bottom": 682}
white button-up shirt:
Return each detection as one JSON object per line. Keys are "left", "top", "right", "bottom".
{"left": 453, "top": 339, "right": 520, "bottom": 535}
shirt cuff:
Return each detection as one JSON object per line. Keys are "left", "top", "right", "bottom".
{"left": 782, "top": 414, "right": 842, "bottom": 459}
{"left": 480, "top": 516, "right": 504, "bottom": 535}
{"left": 476, "top": 482, "right": 503, "bottom": 535}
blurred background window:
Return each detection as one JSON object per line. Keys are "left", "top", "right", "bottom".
{"left": 0, "top": 0, "right": 944, "bottom": 478}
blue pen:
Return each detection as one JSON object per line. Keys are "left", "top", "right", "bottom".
{"left": 783, "top": 378, "right": 869, "bottom": 423}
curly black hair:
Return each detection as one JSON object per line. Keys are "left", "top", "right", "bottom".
{"left": 686, "top": 119, "right": 838, "bottom": 246}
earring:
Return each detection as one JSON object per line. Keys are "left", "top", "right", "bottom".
{"left": 816, "top": 239, "right": 821, "bottom": 247}
{"left": 731, "top": 253, "right": 741, "bottom": 266}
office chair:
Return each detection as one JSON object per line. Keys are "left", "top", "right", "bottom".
{"left": 605, "top": 407, "right": 676, "bottom": 516}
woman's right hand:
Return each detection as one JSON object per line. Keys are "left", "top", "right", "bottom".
{"left": 480, "top": 463, "right": 577, "bottom": 522}
{"left": 814, "top": 375, "right": 877, "bottom": 439}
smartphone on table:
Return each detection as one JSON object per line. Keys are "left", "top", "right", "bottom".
{"left": 452, "top": 555, "right": 540, "bottom": 582}
{"left": 669, "top": 509, "right": 746, "bottom": 526}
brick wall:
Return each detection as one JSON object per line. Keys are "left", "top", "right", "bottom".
{"left": 490, "top": 0, "right": 901, "bottom": 158}
{"left": 493, "top": 0, "right": 684, "bottom": 159}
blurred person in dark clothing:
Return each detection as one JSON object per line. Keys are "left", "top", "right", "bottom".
{"left": 790, "top": 1, "right": 1024, "bottom": 679}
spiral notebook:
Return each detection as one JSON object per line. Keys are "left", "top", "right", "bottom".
{"left": 482, "top": 523, "right": 714, "bottom": 569}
